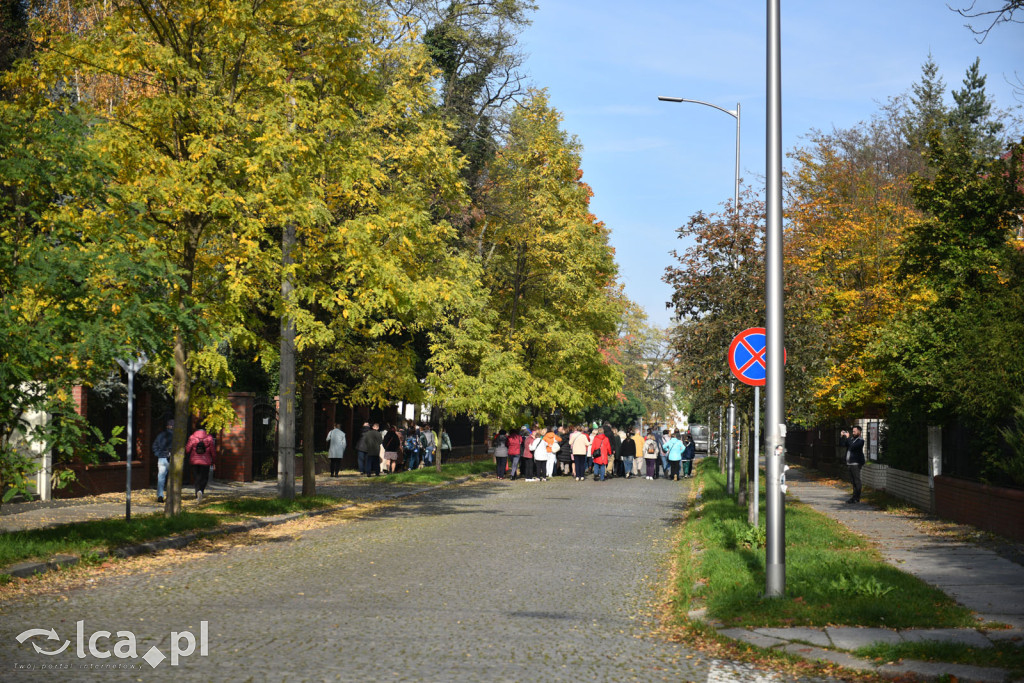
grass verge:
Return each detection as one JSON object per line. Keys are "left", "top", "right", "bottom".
{"left": 0, "top": 512, "right": 225, "bottom": 568}
{"left": 855, "top": 640, "right": 1024, "bottom": 674}
{"left": 1, "top": 459, "right": 493, "bottom": 569}
{"left": 205, "top": 495, "right": 340, "bottom": 516}
{"left": 674, "top": 458, "right": 975, "bottom": 629}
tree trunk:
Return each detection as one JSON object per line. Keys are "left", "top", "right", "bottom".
{"left": 166, "top": 328, "right": 190, "bottom": 516}
{"left": 301, "top": 350, "right": 316, "bottom": 496}
{"left": 278, "top": 221, "right": 296, "bottom": 499}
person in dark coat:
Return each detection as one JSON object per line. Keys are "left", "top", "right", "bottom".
{"left": 151, "top": 418, "right": 174, "bottom": 503}
{"left": 681, "top": 435, "right": 697, "bottom": 478}
{"left": 840, "top": 426, "right": 865, "bottom": 503}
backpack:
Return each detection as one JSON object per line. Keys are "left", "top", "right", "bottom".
{"left": 405, "top": 436, "right": 419, "bottom": 452}
{"left": 195, "top": 440, "right": 207, "bottom": 455}
{"left": 646, "top": 440, "right": 657, "bottom": 455}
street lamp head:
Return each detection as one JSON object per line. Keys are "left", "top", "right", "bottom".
{"left": 658, "top": 96, "right": 684, "bottom": 102}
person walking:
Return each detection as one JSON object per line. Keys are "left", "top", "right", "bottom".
{"left": 326, "top": 422, "right": 347, "bottom": 477}
{"left": 556, "top": 426, "right": 573, "bottom": 476}
{"left": 354, "top": 423, "right": 371, "bottom": 476}
{"left": 662, "top": 431, "right": 685, "bottom": 481}
{"left": 643, "top": 431, "right": 659, "bottom": 479}
{"left": 840, "top": 425, "right": 865, "bottom": 503}
{"left": 620, "top": 429, "right": 637, "bottom": 479}
{"left": 404, "top": 428, "right": 422, "bottom": 470}
{"left": 420, "top": 424, "right": 437, "bottom": 467}
{"left": 657, "top": 429, "right": 670, "bottom": 480}
{"left": 681, "top": 434, "right": 696, "bottom": 478}
{"left": 569, "top": 426, "right": 589, "bottom": 481}
{"left": 631, "top": 428, "right": 645, "bottom": 477}
{"left": 507, "top": 429, "right": 524, "bottom": 480}
{"left": 151, "top": 418, "right": 173, "bottom": 503}
{"left": 439, "top": 428, "right": 452, "bottom": 464}
{"left": 537, "top": 428, "right": 560, "bottom": 480}
{"left": 493, "top": 430, "right": 509, "bottom": 479}
{"left": 522, "top": 427, "right": 538, "bottom": 481}
{"left": 369, "top": 423, "right": 385, "bottom": 476}
{"left": 186, "top": 425, "right": 215, "bottom": 501}
{"left": 381, "top": 425, "right": 401, "bottom": 474}
{"left": 590, "top": 427, "right": 612, "bottom": 482}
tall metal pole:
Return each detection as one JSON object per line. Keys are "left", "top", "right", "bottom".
{"left": 117, "top": 354, "right": 148, "bottom": 522}
{"left": 727, "top": 382, "right": 736, "bottom": 495}
{"left": 125, "top": 368, "right": 134, "bottom": 522}
{"left": 764, "top": 0, "right": 787, "bottom": 598}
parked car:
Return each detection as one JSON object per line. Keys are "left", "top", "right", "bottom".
{"left": 688, "top": 424, "right": 710, "bottom": 455}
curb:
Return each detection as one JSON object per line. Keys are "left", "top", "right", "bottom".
{"left": 2, "top": 474, "right": 478, "bottom": 581}
{"left": 712, "top": 625, "right": 1016, "bottom": 682}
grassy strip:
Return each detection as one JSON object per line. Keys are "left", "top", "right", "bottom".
{"left": 205, "top": 495, "right": 341, "bottom": 516}
{"left": 375, "top": 459, "right": 493, "bottom": 485}
{"left": 675, "top": 458, "right": 975, "bottom": 629}
{"left": 0, "top": 512, "right": 225, "bottom": 567}
{"left": 0, "top": 494, "right": 351, "bottom": 567}
{"left": 855, "top": 641, "right": 1024, "bottom": 673}
{"left": 1, "top": 460, "right": 493, "bottom": 568}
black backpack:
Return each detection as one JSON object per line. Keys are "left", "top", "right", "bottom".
{"left": 195, "top": 440, "right": 207, "bottom": 455}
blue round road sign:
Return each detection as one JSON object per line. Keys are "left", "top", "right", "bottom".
{"left": 727, "top": 327, "right": 785, "bottom": 387}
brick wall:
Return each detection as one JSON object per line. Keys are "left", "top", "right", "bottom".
{"left": 57, "top": 461, "right": 146, "bottom": 498}
{"left": 934, "top": 476, "right": 1024, "bottom": 542}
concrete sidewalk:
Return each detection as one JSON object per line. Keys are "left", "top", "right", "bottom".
{"left": 709, "top": 468, "right": 1024, "bottom": 681}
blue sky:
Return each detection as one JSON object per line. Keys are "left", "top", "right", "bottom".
{"left": 519, "top": 0, "right": 1023, "bottom": 328}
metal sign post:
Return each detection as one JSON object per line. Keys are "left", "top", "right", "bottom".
{"left": 753, "top": 385, "right": 760, "bottom": 526}
{"left": 116, "top": 353, "right": 148, "bottom": 522}
{"left": 727, "top": 382, "right": 736, "bottom": 495}
{"left": 728, "top": 328, "right": 784, "bottom": 538}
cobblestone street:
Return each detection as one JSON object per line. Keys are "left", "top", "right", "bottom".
{"left": 1, "top": 476, "right": 823, "bottom": 682}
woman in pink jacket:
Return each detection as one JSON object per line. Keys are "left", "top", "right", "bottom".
{"left": 186, "top": 427, "right": 215, "bottom": 502}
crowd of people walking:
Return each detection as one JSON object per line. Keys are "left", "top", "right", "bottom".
{"left": 171, "top": 418, "right": 696, "bottom": 502}
{"left": 492, "top": 421, "right": 697, "bottom": 482}
{"left": 350, "top": 421, "right": 453, "bottom": 476}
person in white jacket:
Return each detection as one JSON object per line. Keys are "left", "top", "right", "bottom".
{"left": 529, "top": 430, "right": 548, "bottom": 481}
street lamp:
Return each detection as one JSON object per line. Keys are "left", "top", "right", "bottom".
{"left": 656, "top": 96, "right": 740, "bottom": 224}
{"left": 116, "top": 352, "right": 148, "bottom": 522}
{"left": 659, "top": 94, "right": 742, "bottom": 492}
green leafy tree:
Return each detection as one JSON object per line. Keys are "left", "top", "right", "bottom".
{"left": 428, "top": 91, "right": 624, "bottom": 427}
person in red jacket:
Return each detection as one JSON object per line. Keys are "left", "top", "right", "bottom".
{"left": 590, "top": 426, "right": 612, "bottom": 482}
{"left": 186, "top": 426, "right": 215, "bottom": 502}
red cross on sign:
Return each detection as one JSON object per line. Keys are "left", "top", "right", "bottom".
{"left": 727, "top": 327, "right": 785, "bottom": 386}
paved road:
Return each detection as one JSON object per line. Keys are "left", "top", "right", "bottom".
{"left": 1, "top": 476, "right": 826, "bottom": 682}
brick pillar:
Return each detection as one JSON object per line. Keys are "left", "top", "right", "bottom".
{"left": 72, "top": 385, "right": 88, "bottom": 416}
